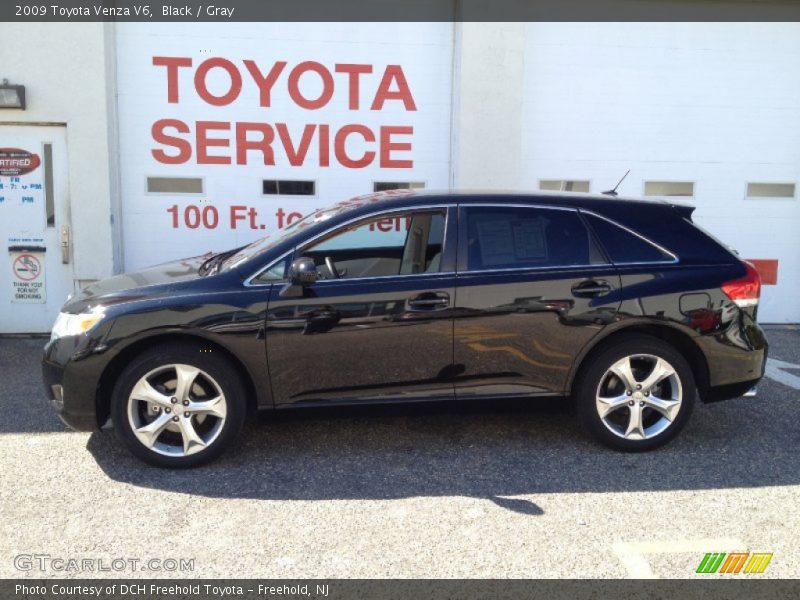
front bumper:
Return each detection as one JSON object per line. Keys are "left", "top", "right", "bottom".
{"left": 42, "top": 337, "right": 103, "bottom": 431}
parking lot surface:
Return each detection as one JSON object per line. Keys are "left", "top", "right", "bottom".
{"left": 1, "top": 327, "right": 798, "bottom": 579}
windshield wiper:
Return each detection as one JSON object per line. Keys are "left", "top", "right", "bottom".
{"left": 198, "top": 247, "right": 244, "bottom": 277}
{"left": 198, "top": 252, "right": 227, "bottom": 276}
{"left": 198, "top": 254, "right": 219, "bottom": 276}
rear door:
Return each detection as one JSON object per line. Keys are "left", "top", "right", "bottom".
{"left": 264, "top": 205, "right": 457, "bottom": 406}
{"left": 453, "top": 203, "right": 622, "bottom": 398}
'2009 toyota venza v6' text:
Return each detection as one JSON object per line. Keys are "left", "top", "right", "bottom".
{"left": 42, "top": 191, "right": 767, "bottom": 467}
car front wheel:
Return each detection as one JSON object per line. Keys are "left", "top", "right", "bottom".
{"left": 576, "top": 335, "right": 696, "bottom": 451}
{"left": 111, "top": 343, "right": 246, "bottom": 468}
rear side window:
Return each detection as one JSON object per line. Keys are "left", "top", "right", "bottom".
{"left": 583, "top": 213, "right": 674, "bottom": 264}
{"left": 462, "top": 206, "right": 602, "bottom": 271}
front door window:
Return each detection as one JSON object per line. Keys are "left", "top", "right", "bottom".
{"left": 301, "top": 210, "right": 446, "bottom": 279}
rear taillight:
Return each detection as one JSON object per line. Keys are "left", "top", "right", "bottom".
{"left": 721, "top": 261, "right": 761, "bottom": 307}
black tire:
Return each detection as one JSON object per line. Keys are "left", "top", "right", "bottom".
{"left": 110, "top": 342, "right": 247, "bottom": 468}
{"left": 575, "top": 334, "right": 696, "bottom": 452}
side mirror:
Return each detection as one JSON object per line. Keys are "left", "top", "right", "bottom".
{"left": 288, "top": 257, "right": 318, "bottom": 286}
{"left": 280, "top": 257, "right": 318, "bottom": 298}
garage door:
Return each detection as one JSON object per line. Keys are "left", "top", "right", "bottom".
{"left": 115, "top": 23, "right": 454, "bottom": 272}
{"left": 518, "top": 23, "right": 800, "bottom": 323}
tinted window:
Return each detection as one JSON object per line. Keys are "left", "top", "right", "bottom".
{"left": 263, "top": 180, "right": 315, "bottom": 195}
{"left": 253, "top": 256, "right": 290, "bottom": 283}
{"left": 463, "top": 207, "right": 601, "bottom": 271}
{"left": 301, "top": 210, "right": 446, "bottom": 279}
{"left": 373, "top": 182, "right": 425, "bottom": 192}
{"left": 584, "top": 213, "right": 674, "bottom": 264}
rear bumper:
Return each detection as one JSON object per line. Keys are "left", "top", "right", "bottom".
{"left": 700, "top": 316, "right": 768, "bottom": 403}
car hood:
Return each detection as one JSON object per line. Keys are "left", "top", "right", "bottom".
{"left": 62, "top": 255, "right": 209, "bottom": 313}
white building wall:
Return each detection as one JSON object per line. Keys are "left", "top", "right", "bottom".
{"left": 451, "top": 22, "right": 525, "bottom": 189}
{"left": 517, "top": 22, "right": 800, "bottom": 322}
{"left": 0, "top": 23, "right": 119, "bottom": 281}
{"left": 115, "top": 23, "right": 454, "bottom": 270}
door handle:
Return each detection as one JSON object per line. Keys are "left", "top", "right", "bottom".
{"left": 408, "top": 292, "right": 450, "bottom": 311}
{"left": 571, "top": 280, "right": 611, "bottom": 297}
{"left": 60, "top": 225, "right": 70, "bottom": 264}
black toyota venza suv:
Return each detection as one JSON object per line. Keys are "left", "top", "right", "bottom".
{"left": 42, "top": 191, "right": 767, "bottom": 467}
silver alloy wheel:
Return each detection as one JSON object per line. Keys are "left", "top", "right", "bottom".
{"left": 126, "top": 364, "right": 227, "bottom": 457}
{"left": 595, "top": 354, "right": 682, "bottom": 440}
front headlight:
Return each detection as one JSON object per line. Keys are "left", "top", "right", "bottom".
{"left": 50, "top": 310, "right": 105, "bottom": 341}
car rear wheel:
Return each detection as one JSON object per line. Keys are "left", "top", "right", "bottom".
{"left": 111, "top": 343, "right": 246, "bottom": 468}
{"left": 576, "top": 335, "right": 696, "bottom": 451}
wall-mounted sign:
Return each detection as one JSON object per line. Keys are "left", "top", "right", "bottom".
{"left": 116, "top": 23, "right": 454, "bottom": 271}
{"left": 0, "top": 148, "right": 41, "bottom": 177}
{"left": 9, "top": 239, "right": 46, "bottom": 304}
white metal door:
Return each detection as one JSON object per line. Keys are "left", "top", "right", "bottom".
{"left": 0, "top": 125, "right": 74, "bottom": 333}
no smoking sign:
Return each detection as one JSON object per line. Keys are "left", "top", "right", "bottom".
{"left": 9, "top": 250, "right": 46, "bottom": 303}
{"left": 13, "top": 254, "right": 41, "bottom": 280}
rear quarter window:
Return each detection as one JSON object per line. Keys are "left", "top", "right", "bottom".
{"left": 583, "top": 213, "right": 675, "bottom": 264}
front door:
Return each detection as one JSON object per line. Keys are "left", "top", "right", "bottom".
{"left": 265, "top": 206, "right": 456, "bottom": 405}
{"left": 0, "top": 126, "right": 74, "bottom": 333}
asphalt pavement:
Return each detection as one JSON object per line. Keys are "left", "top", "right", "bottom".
{"left": 1, "top": 326, "right": 798, "bottom": 579}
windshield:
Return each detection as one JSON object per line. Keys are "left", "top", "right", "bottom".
{"left": 220, "top": 212, "right": 318, "bottom": 272}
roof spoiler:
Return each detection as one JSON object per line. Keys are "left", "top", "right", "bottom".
{"left": 669, "top": 203, "right": 696, "bottom": 221}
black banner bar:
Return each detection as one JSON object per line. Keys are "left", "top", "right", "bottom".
{"left": 4, "top": 0, "right": 800, "bottom": 22}
{"left": 5, "top": 579, "right": 800, "bottom": 600}
{"left": 7, "top": 246, "right": 46, "bottom": 252}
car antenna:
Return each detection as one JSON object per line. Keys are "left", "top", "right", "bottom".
{"left": 601, "top": 169, "right": 630, "bottom": 196}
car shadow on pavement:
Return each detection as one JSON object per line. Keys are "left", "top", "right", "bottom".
{"left": 86, "top": 385, "right": 800, "bottom": 514}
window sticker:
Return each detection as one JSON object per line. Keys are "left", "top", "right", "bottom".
{"left": 511, "top": 219, "right": 547, "bottom": 260}
{"left": 477, "top": 219, "right": 516, "bottom": 266}
{"left": 476, "top": 217, "right": 548, "bottom": 266}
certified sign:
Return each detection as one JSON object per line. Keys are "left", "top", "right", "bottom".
{"left": 0, "top": 148, "right": 41, "bottom": 177}
{"left": 10, "top": 250, "right": 46, "bottom": 303}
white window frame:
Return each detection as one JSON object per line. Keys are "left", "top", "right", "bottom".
{"left": 144, "top": 175, "right": 205, "bottom": 196}
{"left": 642, "top": 180, "right": 696, "bottom": 199}
{"left": 537, "top": 179, "right": 592, "bottom": 193}
{"left": 744, "top": 181, "right": 797, "bottom": 201}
